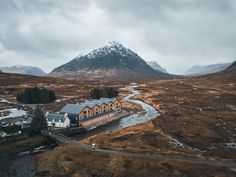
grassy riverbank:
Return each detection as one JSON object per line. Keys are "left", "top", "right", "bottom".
{"left": 36, "top": 73, "right": 236, "bottom": 176}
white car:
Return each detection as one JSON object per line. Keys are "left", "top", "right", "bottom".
{"left": 91, "top": 143, "right": 96, "bottom": 149}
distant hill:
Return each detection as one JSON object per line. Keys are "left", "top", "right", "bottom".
{"left": 50, "top": 42, "right": 173, "bottom": 81}
{"left": 225, "top": 61, "right": 236, "bottom": 71}
{"left": 0, "top": 65, "right": 46, "bottom": 76}
{"left": 147, "top": 61, "right": 168, "bottom": 73}
{"left": 199, "top": 60, "right": 236, "bottom": 84}
{"left": 0, "top": 72, "right": 72, "bottom": 87}
{"left": 184, "top": 63, "right": 232, "bottom": 76}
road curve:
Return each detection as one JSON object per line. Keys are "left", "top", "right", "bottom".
{"left": 48, "top": 83, "right": 236, "bottom": 170}
{"left": 73, "top": 141, "right": 236, "bottom": 169}
{"left": 49, "top": 131, "right": 236, "bottom": 168}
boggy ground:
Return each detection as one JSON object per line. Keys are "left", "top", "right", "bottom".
{"left": 135, "top": 77, "right": 236, "bottom": 158}
{"left": 36, "top": 144, "right": 235, "bottom": 177}
{"left": 0, "top": 72, "right": 141, "bottom": 113}
{"left": 86, "top": 76, "right": 236, "bottom": 159}
{"left": 36, "top": 73, "right": 236, "bottom": 176}
{"left": 0, "top": 73, "right": 139, "bottom": 155}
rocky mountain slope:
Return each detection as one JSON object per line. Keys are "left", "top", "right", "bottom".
{"left": 184, "top": 63, "right": 232, "bottom": 76}
{"left": 0, "top": 65, "right": 46, "bottom": 76}
{"left": 225, "top": 61, "right": 236, "bottom": 71}
{"left": 147, "top": 61, "right": 168, "bottom": 73}
{"left": 50, "top": 42, "right": 173, "bottom": 81}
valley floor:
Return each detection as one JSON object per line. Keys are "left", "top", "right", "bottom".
{"left": 1, "top": 72, "right": 235, "bottom": 176}
{"left": 36, "top": 75, "right": 236, "bottom": 177}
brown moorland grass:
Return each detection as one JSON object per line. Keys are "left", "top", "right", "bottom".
{"left": 36, "top": 144, "right": 236, "bottom": 177}
{"left": 85, "top": 73, "right": 236, "bottom": 159}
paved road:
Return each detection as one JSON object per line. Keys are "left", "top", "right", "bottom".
{"left": 47, "top": 82, "right": 236, "bottom": 170}
{"left": 72, "top": 141, "right": 236, "bottom": 169}
{"left": 49, "top": 128, "right": 236, "bottom": 169}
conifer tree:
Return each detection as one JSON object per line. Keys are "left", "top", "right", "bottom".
{"left": 30, "top": 105, "right": 47, "bottom": 135}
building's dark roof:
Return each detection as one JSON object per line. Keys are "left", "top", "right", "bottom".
{"left": 60, "top": 104, "right": 86, "bottom": 115}
{"left": 47, "top": 113, "right": 66, "bottom": 123}
{"left": 60, "top": 98, "right": 118, "bottom": 115}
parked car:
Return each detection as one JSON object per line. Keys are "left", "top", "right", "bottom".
{"left": 0, "top": 131, "right": 7, "bottom": 138}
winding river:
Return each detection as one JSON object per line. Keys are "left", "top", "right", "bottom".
{"left": 120, "top": 86, "right": 159, "bottom": 127}
{"left": 2, "top": 83, "right": 202, "bottom": 176}
{"left": 1, "top": 83, "right": 160, "bottom": 177}
{"left": 73, "top": 84, "right": 205, "bottom": 152}
{"left": 73, "top": 84, "right": 159, "bottom": 139}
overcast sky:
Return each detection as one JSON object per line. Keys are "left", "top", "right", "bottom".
{"left": 0, "top": 0, "right": 235, "bottom": 74}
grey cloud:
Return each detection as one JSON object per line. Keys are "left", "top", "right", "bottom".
{"left": 0, "top": 0, "right": 235, "bottom": 73}
{"left": 97, "top": 0, "right": 235, "bottom": 21}
{"left": 96, "top": 0, "right": 236, "bottom": 72}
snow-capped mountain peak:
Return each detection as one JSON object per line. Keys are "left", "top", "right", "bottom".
{"left": 50, "top": 41, "right": 172, "bottom": 81}
{"left": 13, "top": 64, "right": 24, "bottom": 68}
{"left": 107, "top": 41, "right": 124, "bottom": 48}
{"left": 76, "top": 41, "right": 135, "bottom": 60}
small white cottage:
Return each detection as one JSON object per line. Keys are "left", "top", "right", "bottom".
{"left": 46, "top": 112, "right": 70, "bottom": 128}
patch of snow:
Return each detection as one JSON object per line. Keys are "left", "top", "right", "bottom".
{"left": 138, "top": 139, "right": 144, "bottom": 145}
{"left": 0, "top": 98, "right": 16, "bottom": 104}
{"left": 78, "top": 41, "right": 136, "bottom": 60}
{"left": 120, "top": 88, "right": 129, "bottom": 91}
{"left": 215, "top": 119, "right": 232, "bottom": 134}
{"left": 17, "top": 151, "right": 31, "bottom": 156}
{"left": 55, "top": 99, "right": 62, "bottom": 103}
{"left": 231, "top": 168, "right": 236, "bottom": 172}
{"left": 160, "top": 132, "right": 206, "bottom": 152}
{"left": 227, "top": 104, "right": 236, "bottom": 111}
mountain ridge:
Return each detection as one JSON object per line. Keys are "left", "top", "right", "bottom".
{"left": 184, "top": 62, "right": 232, "bottom": 76}
{"left": 225, "top": 61, "right": 236, "bottom": 71}
{"left": 147, "top": 61, "right": 168, "bottom": 73}
{"left": 0, "top": 65, "right": 46, "bottom": 76}
{"left": 50, "top": 42, "right": 173, "bottom": 81}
